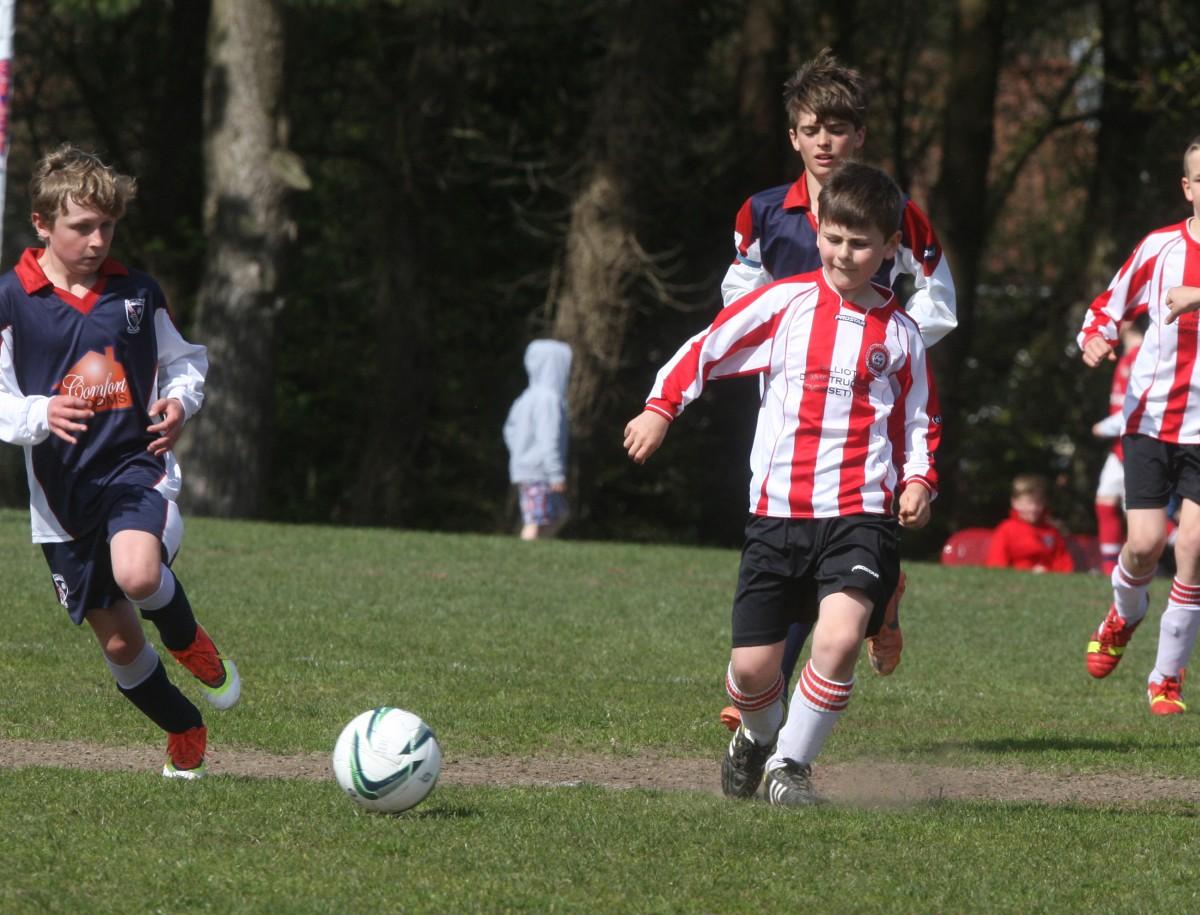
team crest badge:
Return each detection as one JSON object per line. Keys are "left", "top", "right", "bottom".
{"left": 124, "top": 298, "right": 145, "bottom": 334}
{"left": 51, "top": 573, "right": 69, "bottom": 608}
{"left": 866, "top": 343, "right": 890, "bottom": 376}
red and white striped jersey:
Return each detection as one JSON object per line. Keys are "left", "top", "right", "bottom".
{"left": 645, "top": 269, "right": 940, "bottom": 519}
{"left": 1078, "top": 221, "right": 1200, "bottom": 443}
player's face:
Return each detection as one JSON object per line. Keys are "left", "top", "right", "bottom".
{"left": 817, "top": 220, "right": 900, "bottom": 300}
{"left": 1012, "top": 492, "right": 1045, "bottom": 525}
{"left": 1182, "top": 148, "right": 1200, "bottom": 218}
{"left": 789, "top": 111, "right": 865, "bottom": 181}
{"left": 33, "top": 197, "right": 117, "bottom": 281}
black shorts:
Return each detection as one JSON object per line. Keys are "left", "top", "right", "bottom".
{"left": 1122, "top": 434, "right": 1200, "bottom": 509}
{"left": 42, "top": 486, "right": 174, "bottom": 626}
{"left": 730, "top": 514, "right": 899, "bottom": 648}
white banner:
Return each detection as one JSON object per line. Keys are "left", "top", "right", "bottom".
{"left": 0, "top": 0, "right": 14, "bottom": 262}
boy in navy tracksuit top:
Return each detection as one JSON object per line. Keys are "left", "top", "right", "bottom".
{"left": 0, "top": 144, "right": 239, "bottom": 778}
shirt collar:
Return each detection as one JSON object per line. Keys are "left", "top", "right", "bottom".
{"left": 15, "top": 247, "right": 129, "bottom": 295}
{"left": 782, "top": 172, "right": 814, "bottom": 211}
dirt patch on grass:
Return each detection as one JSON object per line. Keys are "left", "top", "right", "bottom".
{"left": 2, "top": 738, "right": 1198, "bottom": 806}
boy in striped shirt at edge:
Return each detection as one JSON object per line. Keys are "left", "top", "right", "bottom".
{"left": 1080, "top": 135, "right": 1200, "bottom": 715}
{"left": 623, "top": 162, "right": 940, "bottom": 805}
{"left": 0, "top": 145, "right": 239, "bottom": 777}
{"left": 717, "top": 50, "right": 956, "bottom": 730}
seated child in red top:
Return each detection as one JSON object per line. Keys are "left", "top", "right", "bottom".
{"left": 986, "top": 474, "right": 1075, "bottom": 573}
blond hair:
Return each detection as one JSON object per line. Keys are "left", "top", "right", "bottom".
{"left": 1011, "top": 473, "right": 1050, "bottom": 501}
{"left": 29, "top": 143, "right": 136, "bottom": 227}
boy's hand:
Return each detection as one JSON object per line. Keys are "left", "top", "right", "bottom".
{"left": 47, "top": 395, "right": 94, "bottom": 445}
{"left": 146, "top": 397, "right": 185, "bottom": 456}
{"left": 1081, "top": 335, "right": 1116, "bottom": 367}
{"left": 1164, "top": 285, "right": 1200, "bottom": 325}
{"left": 623, "top": 411, "right": 670, "bottom": 464}
{"left": 897, "top": 482, "right": 931, "bottom": 529}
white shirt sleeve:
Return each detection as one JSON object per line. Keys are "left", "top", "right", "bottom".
{"left": 154, "top": 310, "right": 208, "bottom": 420}
{"left": 0, "top": 327, "right": 51, "bottom": 445}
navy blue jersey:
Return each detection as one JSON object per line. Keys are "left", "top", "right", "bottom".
{"left": 721, "top": 173, "right": 957, "bottom": 346}
{"left": 0, "top": 249, "right": 207, "bottom": 541}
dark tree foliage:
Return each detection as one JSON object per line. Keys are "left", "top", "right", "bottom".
{"left": 2, "top": 0, "right": 1199, "bottom": 555}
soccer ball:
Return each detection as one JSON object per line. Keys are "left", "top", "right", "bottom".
{"left": 331, "top": 707, "right": 442, "bottom": 813}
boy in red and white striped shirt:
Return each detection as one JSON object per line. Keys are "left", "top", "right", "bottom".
{"left": 624, "top": 163, "right": 939, "bottom": 805}
{"left": 1080, "top": 135, "right": 1200, "bottom": 715}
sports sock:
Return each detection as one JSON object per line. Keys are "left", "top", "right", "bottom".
{"left": 132, "top": 565, "right": 198, "bottom": 651}
{"left": 1094, "top": 502, "right": 1124, "bottom": 575}
{"left": 1151, "top": 578, "right": 1200, "bottom": 682}
{"left": 103, "top": 640, "right": 161, "bottom": 690}
{"left": 116, "top": 658, "right": 203, "bottom": 734}
{"left": 1112, "top": 558, "right": 1153, "bottom": 624}
{"left": 725, "top": 664, "right": 784, "bottom": 746}
{"left": 769, "top": 660, "right": 853, "bottom": 769}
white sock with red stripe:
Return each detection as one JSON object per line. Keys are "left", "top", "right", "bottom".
{"left": 1112, "top": 558, "right": 1153, "bottom": 624}
{"left": 768, "top": 660, "right": 853, "bottom": 770}
{"left": 725, "top": 664, "right": 785, "bottom": 746}
{"left": 1151, "top": 578, "right": 1200, "bottom": 682}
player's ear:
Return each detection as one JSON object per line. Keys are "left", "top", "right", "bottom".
{"left": 30, "top": 211, "right": 50, "bottom": 242}
{"left": 883, "top": 229, "right": 901, "bottom": 257}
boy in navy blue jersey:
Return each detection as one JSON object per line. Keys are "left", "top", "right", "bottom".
{"left": 0, "top": 144, "right": 239, "bottom": 778}
{"left": 718, "top": 50, "right": 956, "bottom": 729}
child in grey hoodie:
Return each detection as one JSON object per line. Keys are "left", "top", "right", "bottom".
{"left": 503, "top": 339, "right": 572, "bottom": 540}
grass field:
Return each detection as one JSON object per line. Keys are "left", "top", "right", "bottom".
{"left": 1, "top": 507, "right": 1198, "bottom": 913}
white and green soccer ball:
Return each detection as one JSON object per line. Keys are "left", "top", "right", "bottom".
{"left": 331, "top": 707, "right": 442, "bottom": 813}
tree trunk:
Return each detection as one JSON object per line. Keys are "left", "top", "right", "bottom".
{"left": 736, "top": 0, "right": 790, "bottom": 189}
{"left": 178, "top": 0, "right": 295, "bottom": 517}
{"left": 551, "top": 0, "right": 687, "bottom": 524}
{"left": 927, "top": 0, "right": 1006, "bottom": 522}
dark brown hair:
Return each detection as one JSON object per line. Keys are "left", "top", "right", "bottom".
{"left": 783, "top": 48, "right": 868, "bottom": 131}
{"left": 817, "top": 162, "right": 903, "bottom": 239}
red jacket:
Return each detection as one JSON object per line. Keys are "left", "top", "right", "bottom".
{"left": 985, "top": 510, "right": 1075, "bottom": 573}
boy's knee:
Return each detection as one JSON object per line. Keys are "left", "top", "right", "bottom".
{"left": 1123, "top": 537, "right": 1165, "bottom": 571}
{"left": 823, "top": 631, "right": 863, "bottom": 666}
{"left": 114, "top": 561, "right": 163, "bottom": 603}
{"left": 99, "top": 630, "right": 144, "bottom": 665}
{"left": 728, "top": 659, "right": 777, "bottom": 696}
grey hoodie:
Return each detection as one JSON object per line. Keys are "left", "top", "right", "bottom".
{"left": 503, "top": 340, "right": 572, "bottom": 485}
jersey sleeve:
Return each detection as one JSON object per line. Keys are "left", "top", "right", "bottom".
{"left": 892, "top": 318, "right": 940, "bottom": 496}
{"left": 0, "top": 325, "right": 51, "bottom": 446}
{"left": 984, "top": 523, "right": 1012, "bottom": 567}
{"left": 645, "top": 282, "right": 796, "bottom": 420}
{"left": 1077, "top": 238, "right": 1156, "bottom": 349}
{"left": 891, "top": 200, "right": 957, "bottom": 347}
{"left": 719, "top": 197, "right": 774, "bottom": 308}
{"left": 155, "top": 307, "right": 208, "bottom": 420}
{"left": 1093, "top": 410, "right": 1124, "bottom": 438}
{"left": 1049, "top": 534, "right": 1076, "bottom": 573}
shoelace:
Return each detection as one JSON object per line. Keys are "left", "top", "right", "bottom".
{"left": 1100, "top": 618, "right": 1128, "bottom": 647}
{"left": 1154, "top": 677, "right": 1183, "bottom": 701}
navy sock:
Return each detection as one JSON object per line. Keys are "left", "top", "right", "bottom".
{"left": 116, "top": 659, "right": 203, "bottom": 734}
{"left": 780, "top": 618, "right": 815, "bottom": 689}
{"left": 139, "top": 576, "right": 198, "bottom": 652}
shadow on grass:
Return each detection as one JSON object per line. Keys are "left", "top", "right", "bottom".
{"left": 917, "top": 736, "right": 1183, "bottom": 756}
